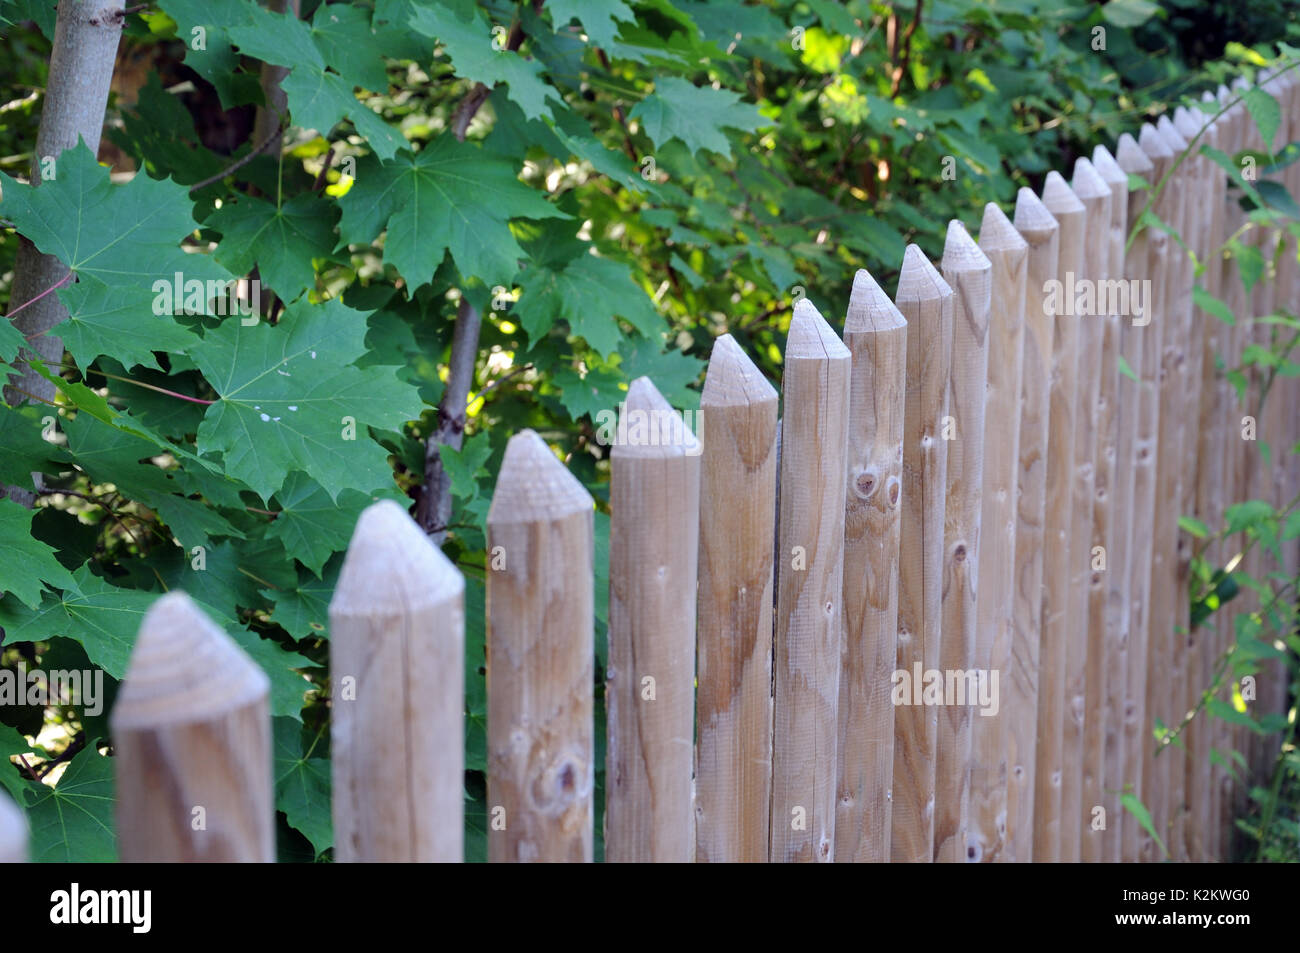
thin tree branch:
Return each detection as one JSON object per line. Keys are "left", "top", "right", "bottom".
{"left": 421, "top": 0, "right": 544, "bottom": 541}
{"left": 188, "top": 123, "right": 285, "bottom": 193}
{"left": 416, "top": 297, "right": 482, "bottom": 539}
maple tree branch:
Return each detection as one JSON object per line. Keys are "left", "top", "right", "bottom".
{"left": 416, "top": 297, "right": 481, "bottom": 540}
{"left": 34, "top": 732, "right": 86, "bottom": 778}
{"left": 420, "top": 1, "right": 544, "bottom": 541}
{"left": 450, "top": 1, "right": 544, "bottom": 141}
{"left": 16, "top": 754, "right": 40, "bottom": 783}
{"left": 188, "top": 122, "right": 286, "bottom": 193}
{"left": 475, "top": 362, "right": 532, "bottom": 402}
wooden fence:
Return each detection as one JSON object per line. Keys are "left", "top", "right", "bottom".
{"left": 3, "top": 69, "right": 1299, "bottom": 863}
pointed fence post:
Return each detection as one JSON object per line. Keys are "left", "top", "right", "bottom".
{"left": 695, "top": 334, "right": 777, "bottom": 864}
{"left": 1067, "top": 157, "right": 1110, "bottom": 865}
{"left": 1035, "top": 171, "right": 1086, "bottom": 863}
{"left": 1139, "top": 120, "right": 1181, "bottom": 863}
{"left": 891, "top": 245, "right": 954, "bottom": 863}
{"left": 1156, "top": 114, "right": 1196, "bottom": 863}
{"left": 696, "top": 332, "right": 774, "bottom": 863}
{"left": 836, "top": 269, "right": 907, "bottom": 864}
{"left": 486, "top": 429, "right": 595, "bottom": 863}
{"left": 935, "top": 220, "right": 991, "bottom": 863}
{"left": 1115, "top": 131, "right": 1161, "bottom": 866}
{"left": 771, "top": 298, "right": 852, "bottom": 863}
{"left": 111, "top": 591, "right": 274, "bottom": 862}
{"left": 606, "top": 377, "right": 700, "bottom": 863}
{"left": 330, "top": 499, "right": 465, "bottom": 862}
{"left": 1176, "top": 102, "right": 1220, "bottom": 864}
{"left": 969, "top": 204, "right": 1027, "bottom": 863}
{"left": 1092, "top": 142, "right": 1133, "bottom": 866}
{"left": 1009, "top": 187, "right": 1060, "bottom": 864}
{"left": 1192, "top": 92, "right": 1234, "bottom": 863}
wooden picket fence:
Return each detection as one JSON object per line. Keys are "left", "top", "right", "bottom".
{"left": 3, "top": 69, "right": 1299, "bottom": 864}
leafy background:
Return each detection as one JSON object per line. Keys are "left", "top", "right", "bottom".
{"left": 0, "top": 0, "right": 1297, "bottom": 861}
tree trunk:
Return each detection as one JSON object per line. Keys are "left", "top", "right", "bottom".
{"left": 3, "top": 0, "right": 125, "bottom": 504}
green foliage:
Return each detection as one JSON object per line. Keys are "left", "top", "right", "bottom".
{"left": 1, "top": 0, "right": 1298, "bottom": 862}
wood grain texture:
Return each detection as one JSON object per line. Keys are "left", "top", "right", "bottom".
{"left": 934, "top": 221, "right": 991, "bottom": 864}
{"left": 836, "top": 269, "right": 907, "bottom": 864}
{"left": 1034, "top": 172, "right": 1084, "bottom": 862}
{"left": 1157, "top": 114, "right": 1197, "bottom": 863}
{"left": 1139, "top": 121, "right": 1181, "bottom": 863}
{"left": 695, "top": 334, "right": 777, "bottom": 864}
{"left": 1064, "top": 158, "right": 1109, "bottom": 865}
{"left": 891, "top": 245, "right": 954, "bottom": 863}
{"left": 486, "top": 429, "right": 594, "bottom": 863}
{"left": 771, "top": 298, "right": 852, "bottom": 863}
{"left": 1008, "top": 187, "right": 1060, "bottom": 864}
{"left": 112, "top": 591, "right": 273, "bottom": 863}
{"left": 0, "top": 791, "right": 27, "bottom": 863}
{"left": 606, "top": 377, "right": 700, "bottom": 863}
{"left": 969, "top": 204, "right": 1027, "bottom": 863}
{"left": 1115, "top": 132, "right": 1161, "bottom": 865}
{"left": 330, "top": 499, "right": 465, "bottom": 862}
{"left": 1092, "top": 143, "right": 1131, "bottom": 865}
{"left": 1176, "top": 102, "right": 1219, "bottom": 864}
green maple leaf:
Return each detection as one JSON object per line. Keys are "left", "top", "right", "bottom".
{"left": 22, "top": 744, "right": 117, "bottom": 862}
{"left": 484, "top": 92, "right": 659, "bottom": 197}
{"left": 0, "top": 141, "right": 229, "bottom": 370}
{"left": 552, "top": 364, "right": 625, "bottom": 422}
{"left": 64, "top": 282, "right": 215, "bottom": 372}
{"left": 273, "top": 717, "right": 332, "bottom": 857}
{"left": 0, "top": 404, "right": 66, "bottom": 489}
{"left": 269, "top": 472, "right": 401, "bottom": 576}
{"left": 0, "top": 305, "right": 24, "bottom": 368}
{"left": 515, "top": 252, "right": 663, "bottom": 357}
{"left": 0, "top": 500, "right": 76, "bottom": 609}
{"left": 226, "top": 3, "right": 323, "bottom": 68}
{"left": 281, "top": 69, "right": 405, "bottom": 160}
{"left": 192, "top": 297, "right": 424, "bottom": 502}
{"left": 207, "top": 194, "right": 338, "bottom": 303}
{"left": 0, "top": 567, "right": 157, "bottom": 678}
{"left": 629, "top": 76, "right": 770, "bottom": 159}
{"left": 409, "top": 1, "right": 561, "bottom": 121}
{"left": 226, "top": 5, "right": 404, "bottom": 159}
{"left": 310, "top": 2, "right": 415, "bottom": 88}
{"left": 338, "top": 137, "right": 565, "bottom": 289}
{"left": 229, "top": 628, "right": 313, "bottom": 720}
{"left": 0, "top": 725, "right": 31, "bottom": 801}
{"left": 155, "top": 0, "right": 263, "bottom": 109}
{"left": 438, "top": 431, "right": 492, "bottom": 498}
{"left": 463, "top": 573, "right": 486, "bottom": 772}
{"left": 618, "top": 336, "right": 706, "bottom": 408}
{"left": 0, "top": 562, "right": 306, "bottom": 717}
{"left": 62, "top": 413, "right": 245, "bottom": 551}
{"left": 28, "top": 365, "right": 248, "bottom": 510}
{"left": 265, "top": 559, "right": 338, "bottom": 641}
{"left": 1, "top": 1, "right": 56, "bottom": 40}
{"left": 158, "top": 540, "right": 271, "bottom": 621}
{"left": 548, "top": 0, "right": 636, "bottom": 47}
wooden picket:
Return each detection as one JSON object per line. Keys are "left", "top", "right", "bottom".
{"left": 99, "top": 74, "right": 1300, "bottom": 865}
